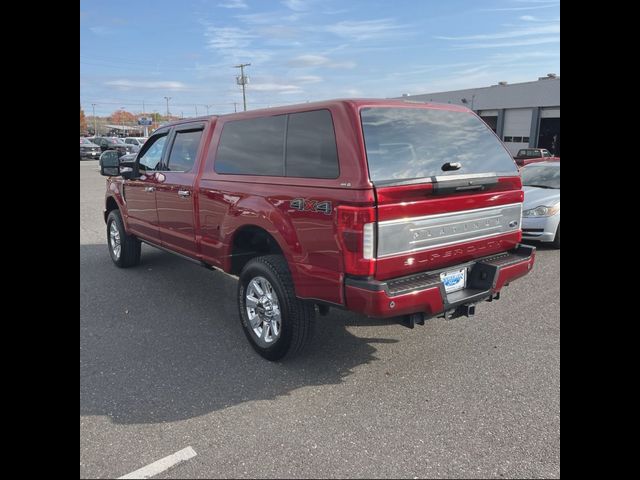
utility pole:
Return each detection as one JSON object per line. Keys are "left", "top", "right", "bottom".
{"left": 195, "top": 104, "right": 198, "bottom": 116}
{"left": 234, "top": 63, "right": 250, "bottom": 111}
{"left": 205, "top": 105, "right": 211, "bottom": 115}
{"left": 91, "top": 103, "right": 97, "bottom": 136}
{"left": 164, "top": 96, "right": 172, "bottom": 118}
{"left": 233, "top": 102, "right": 238, "bottom": 113}
{"left": 120, "top": 107, "right": 125, "bottom": 137}
{"left": 142, "top": 100, "right": 145, "bottom": 114}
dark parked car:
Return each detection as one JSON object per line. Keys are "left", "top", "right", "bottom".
{"left": 90, "top": 136, "right": 135, "bottom": 157}
{"left": 80, "top": 137, "right": 101, "bottom": 159}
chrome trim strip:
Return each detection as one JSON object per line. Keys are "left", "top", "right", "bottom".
{"left": 379, "top": 202, "right": 521, "bottom": 226}
{"left": 377, "top": 203, "right": 522, "bottom": 258}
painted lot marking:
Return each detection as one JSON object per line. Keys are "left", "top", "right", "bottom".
{"left": 118, "top": 446, "right": 197, "bottom": 479}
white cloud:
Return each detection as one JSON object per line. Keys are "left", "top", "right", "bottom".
{"left": 322, "top": 19, "right": 405, "bottom": 41}
{"left": 436, "top": 24, "right": 559, "bottom": 41}
{"left": 89, "top": 26, "right": 113, "bottom": 36}
{"left": 295, "top": 75, "right": 322, "bottom": 83}
{"left": 205, "top": 26, "right": 255, "bottom": 50}
{"left": 453, "top": 36, "right": 560, "bottom": 49}
{"left": 482, "top": 3, "right": 559, "bottom": 11}
{"left": 217, "top": 0, "right": 248, "bottom": 9}
{"left": 237, "top": 12, "right": 301, "bottom": 24}
{"left": 250, "top": 82, "right": 303, "bottom": 93}
{"left": 281, "top": 0, "right": 308, "bottom": 11}
{"left": 105, "top": 80, "right": 188, "bottom": 91}
{"left": 287, "top": 54, "right": 356, "bottom": 69}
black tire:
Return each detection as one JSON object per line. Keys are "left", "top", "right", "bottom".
{"left": 238, "top": 255, "right": 315, "bottom": 361}
{"left": 551, "top": 223, "right": 560, "bottom": 249}
{"left": 106, "top": 209, "right": 141, "bottom": 268}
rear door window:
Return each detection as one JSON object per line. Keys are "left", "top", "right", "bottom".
{"left": 215, "top": 115, "right": 286, "bottom": 176}
{"left": 166, "top": 129, "right": 203, "bottom": 172}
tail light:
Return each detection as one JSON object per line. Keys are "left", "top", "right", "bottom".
{"left": 336, "top": 206, "right": 376, "bottom": 276}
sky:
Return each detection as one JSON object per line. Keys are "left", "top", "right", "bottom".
{"left": 80, "top": 0, "right": 560, "bottom": 117}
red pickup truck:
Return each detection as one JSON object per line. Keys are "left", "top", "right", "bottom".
{"left": 100, "top": 99, "right": 535, "bottom": 360}
{"left": 513, "top": 148, "right": 560, "bottom": 167}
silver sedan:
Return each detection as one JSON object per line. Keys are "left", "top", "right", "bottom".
{"left": 520, "top": 161, "right": 560, "bottom": 248}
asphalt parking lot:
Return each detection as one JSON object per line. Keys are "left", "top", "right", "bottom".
{"left": 80, "top": 160, "right": 560, "bottom": 479}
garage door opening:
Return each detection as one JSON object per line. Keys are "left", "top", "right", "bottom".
{"left": 480, "top": 116, "right": 498, "bottom": 133}
{"left": 538, "top": 118, "right": 560, "bottom": 156}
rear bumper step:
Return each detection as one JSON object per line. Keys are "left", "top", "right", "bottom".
{"left": 344, "top": 244, "right": 535, "bottom": 320}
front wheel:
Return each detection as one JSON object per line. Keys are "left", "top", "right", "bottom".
{"left": 106, "top": 209, "right": 141, "bottom": 267}
{"left": 238, "top": 255, "right": 315, "bottom": 361}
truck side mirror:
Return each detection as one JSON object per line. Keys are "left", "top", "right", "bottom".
{"left": 99, "top": 151, "right": 120, "bottom": 176}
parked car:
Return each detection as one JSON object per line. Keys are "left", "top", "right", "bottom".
{"left": 90, "top": 136, "right": 135, "bottom": 157}
{"left": 521, "top": 161, "right": 560, "bottom": 248}
{"left": 99, "top": 99, "right": 536, "bottom": 360}
{"left": 80, "top": 137, "right": 101, "bottom": 159}
{"left": 109, "top": 137, "right": 140, "bottom": 153}
{"left": 124, "top": 137, "right": 148, "bottom": 148}
{"left": 514, "top": 148, "right": 560, "bottom": 167}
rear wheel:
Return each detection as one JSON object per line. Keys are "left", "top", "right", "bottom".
{"left": 106, "top": 209, "right": 141, "bottom": 267}
{"left": 238, "top": 255, "right": 315, "bottom": 361}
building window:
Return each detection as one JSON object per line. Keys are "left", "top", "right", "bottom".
{"left": 523, "top": 137, "right": 530, "bottom": 143}
{"left": 504, "top": 136, "right": 513, "bottom": 142}
{"left": 512, "top": 136, "right": 522, "bottom": 143}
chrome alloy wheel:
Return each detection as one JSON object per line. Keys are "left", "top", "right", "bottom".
{"left": 109, "top": 221, "right": 121, "bottom": 260}
{"left": 245, "top": 276, "right": 281, "bottom": 345}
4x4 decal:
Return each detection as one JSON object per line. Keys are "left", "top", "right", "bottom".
{"left": 290, "top": 198, "right": 332, "bottom": 215}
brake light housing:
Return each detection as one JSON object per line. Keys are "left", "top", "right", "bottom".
{"left": 336, "top": 206, "right": 376, "bottom": 276}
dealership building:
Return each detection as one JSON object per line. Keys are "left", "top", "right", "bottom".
{"left": 396, "top": 74, "right": 560, "bottom": 156}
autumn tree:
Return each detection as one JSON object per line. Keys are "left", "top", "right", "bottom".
{"left": 109, "top": 110, "right": 137, "bottom": 125}
{"left": 80, "top": 106, "right": 87, "bottom": 135}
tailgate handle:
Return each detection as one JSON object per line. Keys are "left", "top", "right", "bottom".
{"left": 454, "top": 184, "right": 484, "bottom": 192}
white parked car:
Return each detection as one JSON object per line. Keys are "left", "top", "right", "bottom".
{"left": 520, "top": 161, "right": 560, "bottom": 248}
{"left": 124, "top": 137, "right": 148, "bottom": 148}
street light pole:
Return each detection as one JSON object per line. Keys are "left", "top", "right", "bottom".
{"left": 234, "top": 63, "right": 251, "bottom": 111}
{"left": 120, "top": 107, "right": 125, "bottom": 137}
{"left": 164, "top": 96, "right": 172, "bottom": 118}
{"left": 91, "top": 103, "right": 97, "bottom": 135}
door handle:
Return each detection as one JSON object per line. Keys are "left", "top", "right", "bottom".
{"left": 144, "top": 186, "right": 155, "bottom": 193}
{"left": 178, "top": 190, "right": 191, "bottom": 198}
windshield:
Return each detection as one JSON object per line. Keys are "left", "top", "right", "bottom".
{"left": 521, "top": 164, "right": 560, "bottom": 189}
{"left": 80, "top": 138, "right": 90, "bottom": 144}
{"left": 110, "top": 137, "right": 126, "bottom": 144}
{"left": 360, "top": 107, "right": 518, "bottom": 184}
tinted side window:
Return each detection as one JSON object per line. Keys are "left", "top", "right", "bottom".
{"left": 215, "top": 115, "right": 286, "bottom": 176}
{"left": 167, "top": 129, "right": 203, "bottom": 172}
{"left": 285, "top": 110, "right": 339, "bottom": 179}
{"left": 138, "top": 134, "right": 168, "bottom": 172}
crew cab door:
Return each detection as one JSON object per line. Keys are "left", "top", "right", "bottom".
{"left": 155, "top": 123, "right": 205, "bottom": 258}
{"left": 124, "top": 131, "right": 170, "bottom": 241}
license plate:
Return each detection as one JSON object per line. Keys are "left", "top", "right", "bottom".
{"left": 440, "top": 268, "right": 467, "bottom": 293}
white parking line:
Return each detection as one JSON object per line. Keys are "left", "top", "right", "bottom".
{"left": 118, "top": 446, "right": 197, "bottom": 479}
